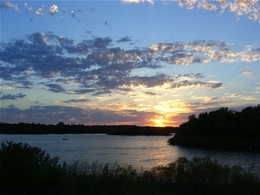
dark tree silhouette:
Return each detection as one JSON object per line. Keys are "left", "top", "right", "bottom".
{"left": 168, "top": 105, "right": 260, "bottom": 149}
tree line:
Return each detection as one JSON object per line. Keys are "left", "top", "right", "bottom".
{"left": 0, "top": 122, "right": 177, "bottom": 135}
{"left": 168, "top": 105, "right": 260, "bottom": 150}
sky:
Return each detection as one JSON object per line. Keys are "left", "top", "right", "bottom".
{"left": 0, "top": 0, "right": 260, "bottom": 127}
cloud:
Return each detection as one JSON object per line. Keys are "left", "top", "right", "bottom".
{"left": 150, "top": 40, "right": 260, "bottom": 64}
{"left": 0, "top": 93, "right": 26, "bottom": 100}
{"left": 239, "top": 69, "right": 257, "bottom": 78}
{"left": 177, "top": 0, "right": 197, "bottom": 9}
{"left": 62, "top": 99, "right": 91, "bottom": 103}
{"left": 24, "top": 3, "right": 32, "bottom": 11}
{"left": 240, "top": 95, "right": 258, "bottom": 101}
{"left": 175, "top": 73, "right": 205, "bottom": 79}
{"left": 144, "top": 91, "right": 157, "bottom": 96}
{"left": 171, "top": 80, "right": 223, "bottom": 89}
{"left": 185, "top": 98, "right": 232, "bottom": 110}
{"left": 117, "top": 36, "right": 132, "bottom": 43}
{"left": 198, "top": 0, "right": 217, "bottom": 11}
{"left": 73, "top": 89, "right": 96, "bottom": 94}
{"left": 175, "top": 0, "right": 260, "bottom": 22}
{"left": 128, "top": 74, "right": 173, "bottom": 88}
{"left": 1, "top": 32, "right": 259, "bottom": 96}
{"left": 35, "top": 6, "right": 45, "bottom": 15}
{"left": 0, "top": 83, "right": 14, "bottom": 90}
{"left": 122, "top": 0, "right": 154, "bottom": 4}
{"left": 46, "top": 84, "right": 65, "bottom": 93}
{"left": 49, "top": 4, "right": 58, "bottom": 15}
{"left": 0, "top": 105, "right": 155, "bottom": 125}
{"left": 0, "top": 1, "right": 18, "bottom": 10}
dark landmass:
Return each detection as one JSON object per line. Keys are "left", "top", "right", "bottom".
{"left": 106, "top": 125, "right": 177, "bottom": 135}
{"left": 0, "top": 122, "right": 177, "bottom": 135}
{"left": 1, "top": 141, "right": 260, "bottom": 195}
{"left": 168, "top": 105, "right": 260, "bottom": 150}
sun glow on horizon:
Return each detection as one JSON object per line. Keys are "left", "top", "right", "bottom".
{"left": 151, "top": 118, "right": 166, "bottom": 127}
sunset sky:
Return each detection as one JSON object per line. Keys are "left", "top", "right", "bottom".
{"left": 0, "top": 0, "right": 260, "bottom": 127}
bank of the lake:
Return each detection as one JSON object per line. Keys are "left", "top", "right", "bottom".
{"left": 1, "top": 141, "right": 260, "bottom": 195}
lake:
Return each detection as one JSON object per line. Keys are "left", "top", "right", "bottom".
{"left": 1, "top": 134, "right": 260, "bottom": 170}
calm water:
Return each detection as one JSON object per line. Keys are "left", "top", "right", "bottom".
{"left": 1, "top": 134, "right": 260, "bottom": 170}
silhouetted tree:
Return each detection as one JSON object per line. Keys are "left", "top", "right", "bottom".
{"left": 168, "top": 105, "right": 260, "bottom": 149}
{"left": 0, "top": 141, "right": 66, "bottom": 194}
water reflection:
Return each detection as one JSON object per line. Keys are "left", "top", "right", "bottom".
{"left": 1, "top": 134, "right": 259, "bottom": 170}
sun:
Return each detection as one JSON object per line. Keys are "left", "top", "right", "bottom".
{"left": 151, "top": 119, "right": 166, "bottom": 127}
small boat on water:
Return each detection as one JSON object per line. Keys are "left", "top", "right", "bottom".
{"left": 62, "top": 138, "right": 69, "bottom": 140}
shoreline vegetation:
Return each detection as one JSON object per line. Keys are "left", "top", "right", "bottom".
{"left": 168, "top": 105, "right": 260, "bottom": 150}
{"left": 0, "top": 122, "right": 177, "bottom": 135}
{"left": 1, "top": 142, "right": 260, "bottom": 195}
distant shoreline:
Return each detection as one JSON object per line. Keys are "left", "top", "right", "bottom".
{"left": 0, "top": 122, "right": 178, "bottom": 135}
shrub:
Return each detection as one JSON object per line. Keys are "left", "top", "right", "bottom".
{"left": 0, "top": 141, "right": 67, "bottom": 195}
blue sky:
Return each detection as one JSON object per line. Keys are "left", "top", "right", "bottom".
{"left": 0, "top": 0, "right": 260, "bottom": 126}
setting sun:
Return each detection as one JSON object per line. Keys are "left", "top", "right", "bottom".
{"left": 151, "top": 119, "right": 166, "bottom": 127}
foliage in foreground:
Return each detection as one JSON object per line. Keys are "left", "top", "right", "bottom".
{"left": 1, "top": 141, "right": 260, "bottom": 195}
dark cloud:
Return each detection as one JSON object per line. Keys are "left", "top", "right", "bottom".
{"left": 72, "top": 89, "right": 96, "bottom": 94}
{"left": 92, "top": 90, "right": 112, "bottom": 96}
{"left": 0, "top": 105, "right": 154, "bottom": 125}
{"left": 16, "top": 80, "right": 33, "bottom": 89}
{"left": 62, "top": 99, "right": 91, "bottom": 103}
{"left": 0, "top": 93, "right": 26, "bottom": 100}
{"left": 175, "top": 73, "right": 204, "bottom": 79}
{"left": 171, "top": 80, "right": 222, "bottom": 89}
{"left": 185, "top": 100, "right": 232, "bottom": 110}
{"left": 117, "top": 36, "right": 132, "bottom": 43}
{"left": 144, "top": 92, "right": 157, "bottom": 96}
{"left": 46, "top": 84, "right": 65, "bottom": 93}
{"left": 2, "top": 32, "right": 253, "bottom": 96}
{"left": 129, "top": 74, "right": 172, "bottom": 88}
{"left": 93, "top": 37, "right": 112, "bottom": 48}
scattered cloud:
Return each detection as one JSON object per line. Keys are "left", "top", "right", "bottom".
{"left": 35, "top": 6, "right": 45, "bottom": 15}
{"left": 177, "top": 0, "right": 197, "bottom": 9}
{"left": 122, "top": 0, "right": 154, "bottom": 4}
{"left": 185, "top": 99, "right": 232, "bottom": 109}
{"left": 198, "top": 0, "right": 217, "bottom": 11}
{"left": 0, "top": 1, "right": 18, "bottom": 10}
{"left": 175, "top": 73, "right": 205, "bottom": 79}
{"left": 0, "top": 83, "right": 14, "bottom": 90}
{"left": 1, "top": 1, "right": 259, "bottom": 127}
{"left": 0, "top": 93, "right": 26, "bottom": 100}
{"left": 62, "top": 99, "right": 91, "bottom": 103}
{"left": 46, "top": 84, "right": 66, "bottom": 93}
{"left": 175, "top": 0, "right": 260, "bottom": 22}
{"left": 240, "top": 95, "right": 258, "bottom": 101}
{"left": 117, "top": 36, "right": 133, "bottom": 43}
{"left": 144, "top": 91, "right": 157, "bottom": 96}
{"left": 1, "top": 32, "right": 259, "bottom": 96}
{"left": 171, "top": 80, "right": 222, "bottom": 89}
{"left": 240, "top": 69, "right": 257, "bottom": 78}
{"left": 49, "top": 4, "right": 58, "bottom": 15}
{"left": 0, "top": 105, "right": 155, "bottom": 125}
